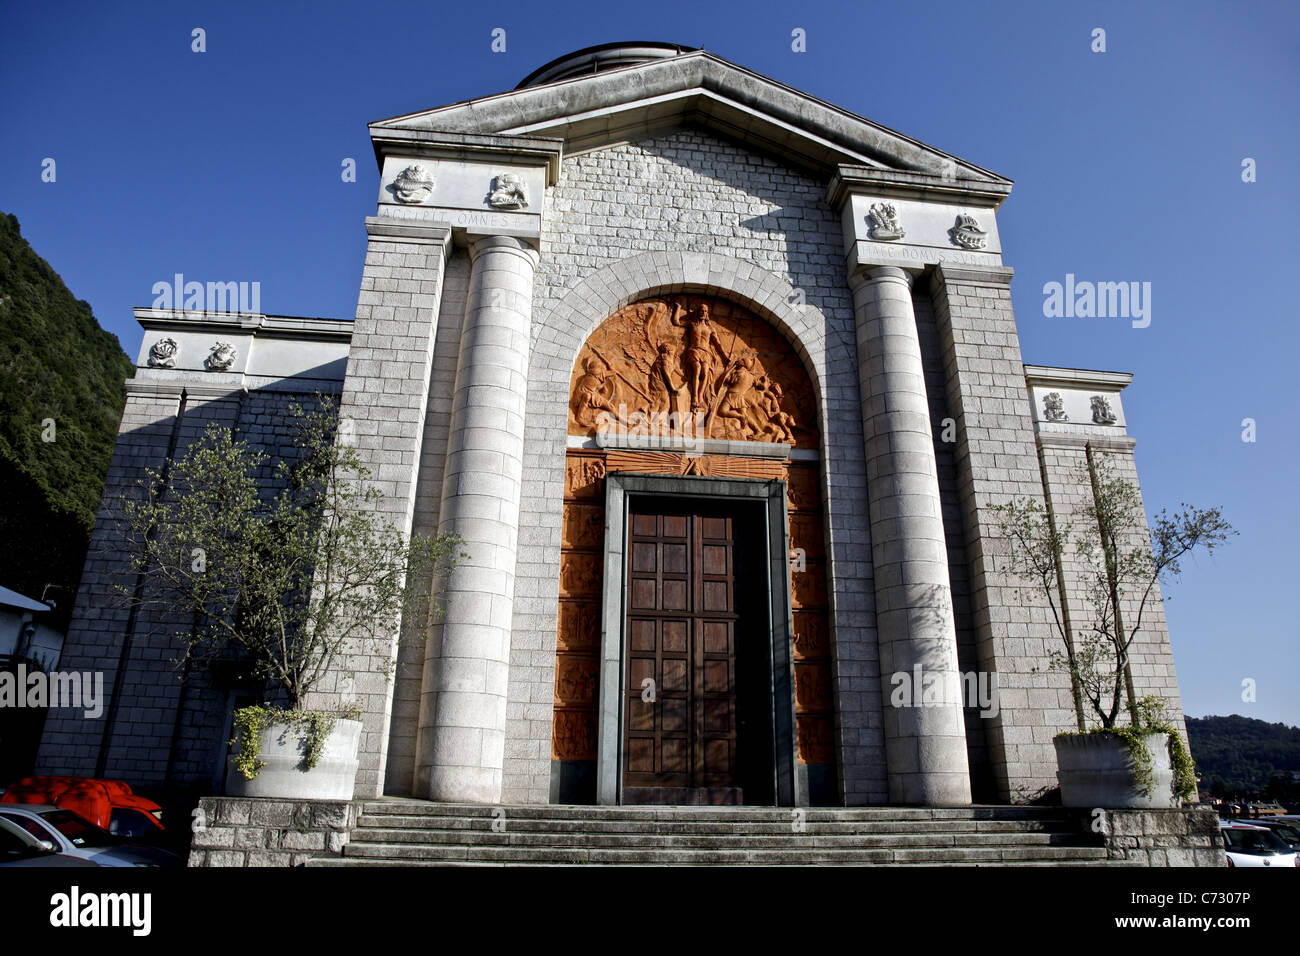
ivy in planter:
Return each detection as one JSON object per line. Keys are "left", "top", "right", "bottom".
{"left": 1056, "top": 696, "right": 1197, "bottom": 803}
{"left": 231, "top": 703, "right": 363, "bottom": 781}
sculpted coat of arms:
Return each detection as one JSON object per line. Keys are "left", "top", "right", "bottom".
{"left": 205, "top": 341, "right": 237, "bottom": 371}
{"left": 867, "top": 201, "right": 905, "bottom": 241}
{"left": 949, "top": 213, "right": 988, "bottom": 250}
{"left": 1090, "top": 395, "right": 1117, "bottom": 424}
{"left": 391, "top": 165, "right": 435, "bottom": 204}
{"left": 147, "top": 337, "right": 179, "bottom": 368}
{"left": 487, "top": 172, "right": 529, "bottom": 209}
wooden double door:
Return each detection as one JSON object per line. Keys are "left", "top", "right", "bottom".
{"left": 622, "top": 498, "right": 772, "bottom": 805}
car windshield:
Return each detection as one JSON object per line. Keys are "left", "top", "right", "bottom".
{"left": 1224, "top": 828, "right": 1289, "bottom": 853}
{"left": 1265, "top": 824, "right": 1300, "bottom": 844}
{"left": 38, "top": 810, "right": 117, "bottom": 848}
{"left": 109, "top": 808, "right": 158, "bottom": 838}
{"left": 0, "top": 824, "right": 42, "bottom": 861}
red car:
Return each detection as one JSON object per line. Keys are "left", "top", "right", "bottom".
{"left": 1, "top": 777, "right": 164, "bottom": 838}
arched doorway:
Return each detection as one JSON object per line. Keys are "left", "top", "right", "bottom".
{"left": 552, "top": 294, "right": 833, "bottom": 805}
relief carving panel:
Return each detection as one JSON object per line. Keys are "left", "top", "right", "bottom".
{"left": 569, "top": 296, "right": 818, "bottom": 449}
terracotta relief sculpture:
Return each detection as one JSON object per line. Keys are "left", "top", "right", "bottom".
{"left": 554, "top": 304, "right": 832, "bottom": 768}
{"left": 568, "top": 296, "right": 818, "bottom": 449}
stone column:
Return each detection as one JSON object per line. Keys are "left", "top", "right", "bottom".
{"left": 850, "top": 264, "right": 971, "bottom": 806}
{"left": 416, "top": 235, "right": 539, "bottom": 804}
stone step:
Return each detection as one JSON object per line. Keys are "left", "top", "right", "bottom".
{"left": 359, "top": 800, "right": 1074, "bottom": 823}
{"left": 305, "top": 800, "right": 1106, "bottom": 867}
{"left": 306, "top": 856, "right": 1128, "bottom": 867}
{"left": 330, "top": 841, "right": 1110, "bottom": 866}
{"left": 352, "top": 814, "right": 1080, "bottom": 836}
{"left": 346, "top": 826, "right": 1092, "bottom": 850}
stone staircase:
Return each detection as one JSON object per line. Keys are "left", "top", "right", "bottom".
{"left": 305, "top": 800, "right": 1118, "bottom": 866}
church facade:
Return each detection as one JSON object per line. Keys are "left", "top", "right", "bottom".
{"left": 37, "top": 43, "right": 1188, "bottom": 808}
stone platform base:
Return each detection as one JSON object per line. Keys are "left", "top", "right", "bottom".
{"left": 188, "top": 798, "right": 1225, "bottom": 867}
{"left": 188, "top": 797, "right": 359, "bottom": 867}
{"left": 1089, "top": 807, "right": 1225, "bottom": 866}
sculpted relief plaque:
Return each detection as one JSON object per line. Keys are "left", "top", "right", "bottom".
{"left": 568, "top": 296, "right": 818, "bottom": 450}
{"left": 554, "top": 303, "right": 833, "bottom": 774}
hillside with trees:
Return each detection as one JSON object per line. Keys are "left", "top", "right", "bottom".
{"left": 1187, "top": 714, "right": 1300, "bottom": 798}
{"left": 0, "top": 212, "right": 133, "bottom": 625}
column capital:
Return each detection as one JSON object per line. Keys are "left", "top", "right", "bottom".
{"left": 848, "top": 263, "right": 916, "bottom": 291}
{"left": 468, "top": 233, "right": 540, "bottom": 269}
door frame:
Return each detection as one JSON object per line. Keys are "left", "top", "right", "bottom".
{"left": 597, "top": 473, "right": 802, "bottom": 806}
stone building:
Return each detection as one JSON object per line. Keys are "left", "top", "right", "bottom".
{"left": 36, "top": 42, "right": 1188, "bottom": 809}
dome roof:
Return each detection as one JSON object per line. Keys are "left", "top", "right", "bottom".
{"left": 516, "top": 41, "right": 698, "bottom": 89}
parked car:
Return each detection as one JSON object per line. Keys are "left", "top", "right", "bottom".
{"left": 1220, "top": 821, "right": 1300, "bottom": 868}
{"left": 0, "top": 805, "right": 181, "bottom": 868}
{"left": 1245, "top": 817, "right": 1300, "bottom": 852}
{"left": 1, "top": 776, "right": 165, "bottom": 837}
{"left": 0, "top": 816, "right": 100, "bottom": 868}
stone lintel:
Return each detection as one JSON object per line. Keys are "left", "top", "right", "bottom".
{"left": 827, "top": 164, "right": 1013, "bottom": 211}
{"left": 122, "top": 380, "right": 241, "bottom": 401}
{"left": 368, "top": 128, "right": 564, "bottom": 184}
{"left": 1035, "top": 433, "right": 1138, "bottom": 453}
{"left": 134, "top": 309, "right": 354, "bottom": 342}
{"left": 363, "top": 217, "right": 454, "bottom": 251}
{"left": 933, "top": 261, "right": 1015, "bottom": 288}
{"left": 1024, "top": 364, "right": 1134, "bottom": 392}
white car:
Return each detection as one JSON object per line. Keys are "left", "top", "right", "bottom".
{"left": 1220, "top": 821, "right": 1299, "bottom": 868}
{"left": 0, "top": 805, "right": 181, "bottom": 868}
{"left": 0, "top": 817, "right": 99, "bottom": 868}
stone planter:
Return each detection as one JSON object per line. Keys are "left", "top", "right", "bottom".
{"left": 1055, "top": 732, "right": 1175, "bottom": 808}
{"left": 225, "top": 717, "right": 362, "bottom": 801}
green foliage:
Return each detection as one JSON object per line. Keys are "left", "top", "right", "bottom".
{"left": 230, "top": 702, "right": 363, "bottom": 780}
{"left": 990, "top": 450, "right": 1234, "bottom": 730}
{"left": 1187, "top": 715, "right": 1300, "bottom": 795}
{"left": 0, "top": 212, "right": 132, "bottom": 616}
{"left": 1057, "top": 697, "right": 1197, "bottom": 802}
{"left": 990, "top": 450, "right": 1231, "bottom": 804}
{"left": 118, "top": 395, "right": 464, "bottom": 713}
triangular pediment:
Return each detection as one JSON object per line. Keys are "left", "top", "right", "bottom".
{"left": 370, "top": 50, "right": 1009, "bottom": 184}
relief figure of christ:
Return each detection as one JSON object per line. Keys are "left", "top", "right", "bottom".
{"left": 671, "top": 300, "right": 726, "bottom": 414}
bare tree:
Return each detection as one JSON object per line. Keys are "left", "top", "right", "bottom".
{"left": 117, "top": 396, "right": 461, "bottom": 711}
{"left": 992, "top": 447, "right": 1234, "bottom": 730}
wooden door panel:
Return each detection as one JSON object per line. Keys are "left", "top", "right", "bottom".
{"left": 623, "top": 501, "right": 742, "bottom": 798}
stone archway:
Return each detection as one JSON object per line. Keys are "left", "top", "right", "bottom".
{"left": 551, "top": 293, "right": 834, "bottom": 805}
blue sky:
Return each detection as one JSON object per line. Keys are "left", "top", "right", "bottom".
{"left": 2, "top": 0, "right": 1297, "bottom": 725}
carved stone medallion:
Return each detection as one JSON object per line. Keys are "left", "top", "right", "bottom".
{"left": 949, "top": 213, "right": 987, "bottom": 250}
{"left": 867, "top": 201, "right": 905, "bottom": 241}
{"left": 204, "top": 341, "right": 236, "bottom": 371}
{"left": 487, "top": 172, "right": 528, "bottom": 209}
{"left": 392, "top": 164, "right": 435, "bottom": 204}
{"left": 1090, "top": 395, "right": 1117, "bottom": 424}
{"left": 147, "top": 337, "right": 178, "bottom": 368}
